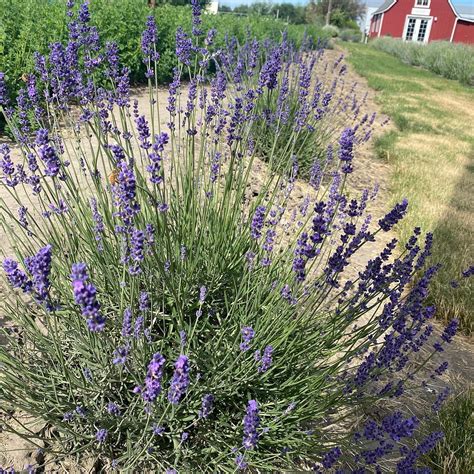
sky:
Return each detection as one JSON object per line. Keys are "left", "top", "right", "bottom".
{"left": 219, "top": 0, "right": 474, "bottom": 15}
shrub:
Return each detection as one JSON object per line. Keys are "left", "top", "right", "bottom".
{"left": 371, "top": 37, "right": 474, "bottom": 86}
{"left": 0, "top": 1, "right": 463, "bottom": 471}
{"left": 322, "top": 24, "right": 340, "bottom": 37}
{"left": 218, "top": 38, "right": 374, "bottom": 178}
{"left": 339, "top": 28, "right": 361, "bottom": 43}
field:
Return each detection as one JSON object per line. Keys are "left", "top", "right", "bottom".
{"left": 0, "top": 1, "right": 472, "bottom": 472}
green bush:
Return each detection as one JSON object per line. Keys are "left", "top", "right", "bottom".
{"left": 339, "top": 28, "right": 361, "bottom": 43}
{"left": 371, "top": 37, "right": 474, "bottom": 86}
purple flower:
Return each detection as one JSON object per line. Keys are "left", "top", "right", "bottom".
{"left": 235, "top": 454, "right": 248, "bottom": 470}
{"left": 168, "top": 355, "right": 190, "bottom": 404}
{"left": 198, "top": 394, "right": 214, "bottom": 418}
{"left": 134, "top": 316, "right": 144, "bottom": 338}
{"left": 199, "top": 285, "right": 207, "bottom": 304}
{"left": 152, "top": 424, "right": 165, "bottom": 436}
{"left": 139, "top": 291, "right": 149, "bottom": 312}
{"left": 321, "top": 446, "right": 342, "bottom": 469}
{"left": 71, "top": 263, "right": 105, "bottom": 331}
{"left": 24, "top": 245, "right": 53, "bottom": 305}
{"left": 432, "top": 387, "right": 450, "bottom": 412}
{"left": 378, "top": 199, "right": 408, "bottom": 231}
{"left": 90, "top": 198, "right": 104, "bottom": 250}
{"left": 141, "top": 353, "right": 166, "bottom": 403}
{"left": 95, "top": 428, "right": 108, "bottom": 444}
{"left": 441, "top": 319, "right": 458, "bottom": 343}
{"left": 113, "top": 344, "right": 129, "bottom": 365}
{"left": 191, "top": 0, "right": 202, "bottom": 36}
{"left": 141, "top": 16, "right": 160, "bottom": 76}
{"left": 112, "top": 159, "right": 140, "bottom": 227}
{"left": 240, "top": 326, "right": 255, "bottom": 352}
{"left": 210, "top": 152, "right": 221, "bottom": 183}
{"left": 176, "top": 27, "right": 192, "bottom": 65}
{"left": 338, "top": 127, "right": 355, "bottom": 174}
{"left": 258, "top": 345, "right": 273, "bottom": 373}
{"left": 242, "top": 400, "right": 259, "bottom": 450}
{"left": 129, "top": 228, "right": 145, "bottom": 274}
{"left": 121, "top": 308, "right": 132, "bottom": 338}
{"left": 38, "top": 143, "right": 61, "bottom": 177}
{"left": 147, "top": 132, "right": 168, "bottom": 184}
{"left": 3, "top": 258, "right": 32, "bottom": 293}
{"left": 107, "top": 402, "right": 121, "bottom": 416}
{"left": 250, "top": 206, "right": 266, "bottom": 240}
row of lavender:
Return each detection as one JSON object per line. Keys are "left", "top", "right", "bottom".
{"left": 0, "top": 1, "right": 465, "bottom": 472}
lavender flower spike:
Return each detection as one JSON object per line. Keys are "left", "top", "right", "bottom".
{"left": 71, "top": 263, "right": 105, "bottom": 331}
{"left": 242, "top": 400, "right": 260, "bottom": 450}
{"left": 240, "top": 326, "right": 255, "bottom": 352}
{"left": 140, "top": 353, "right": 166, "bottom": 403}
{"left": 378, "top": 199, "right": 409, "bottom": 231}
{"left": 168, "top": 355, "right": 190, "bottom": 404}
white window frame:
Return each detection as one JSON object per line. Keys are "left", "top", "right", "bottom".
{"left": 402, "top": 15, "right": 433, "bottom": 43}
{"left": 415, "top": 0, "right": 430, "bottom": 7}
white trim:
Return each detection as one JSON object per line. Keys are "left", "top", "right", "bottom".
{"left": 411, "top": 7, "right": 431, "bottom": 16}
{"left": 378, "top": 12, "right": 385, "bottom": 37}
{"left": 450, "top": 18, "right": 458, "bottom": 42}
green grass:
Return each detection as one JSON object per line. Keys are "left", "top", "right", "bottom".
{"left": 344, "top": 43, "right": 474, "bottom": 334}
{"left": 423, "top": 389, "right": 474, "bottom": 473}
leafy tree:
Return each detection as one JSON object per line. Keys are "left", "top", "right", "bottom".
{"left": 317, "top": 0, "right": 365, "bottom": 21}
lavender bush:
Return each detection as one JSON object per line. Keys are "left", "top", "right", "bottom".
{"left": 218, "top": 35, "right": 376, "bottom": 178}
{"left": 0, "top": 2, "right": 463, "bottom": 472}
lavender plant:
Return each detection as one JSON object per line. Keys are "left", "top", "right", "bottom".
{"left": 0, "top": 2, "right": 464, "bottom": 472}
{"left": 217, "top": 35, "right": 376, "bottom": 178}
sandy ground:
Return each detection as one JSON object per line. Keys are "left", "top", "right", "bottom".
{"left": 0, "top": 49, "right": 472, "bottom": 471}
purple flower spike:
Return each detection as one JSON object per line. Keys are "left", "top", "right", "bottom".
{"left": 71, "top": 262, "right": 105, "bottom": 332}
{"left": 322, "top": 446, "right": 342, "bottom": 469}
{"left": 24, "top": 245, "right": 53, "bottom": 305}
{"left": 175, "top": 27, "right": 192, "bottom": 66}
{"left": 141, "top": 353, "right": 166, "bottom": 403}
{"left": 3, "top": 258, "right": 32, "bottom": 293}
{"left": 338, "top": 127, "right": 355, "bottom": 174}
{"left": 240, "top": 326, "right": 255, "bottom": 352}
{"left": 378, "top": 199, "right": 408, "bottom": 231}
{"left": 250, "top": 206, "right": 266, "bottom": 240}
{"left": 95, "top": 428, "right": 108, "bottom": 444}
{"left": 141, "top": 16, "right": 160, "bottom": 75}
{"left": 198, "top": 394, "right": 214, "bottom": 418}
{"left": 258, "top": 345, "right": 273, "bottom": 373}
{"left": 242, "top": 400, "right": 260, "bottom": 450}
{"left": 167, "top": 355, "right": 190, "bottom": 405}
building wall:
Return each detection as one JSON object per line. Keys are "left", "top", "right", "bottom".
{"left": 428, "top": 0, "right": 457, "bottom": 40}
{"left": 453, "top": 20, "right": 474, "bottom": 44}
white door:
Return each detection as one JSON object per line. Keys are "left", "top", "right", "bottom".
{"left": 404, "top": 17, "right": 430, "bottom": 42}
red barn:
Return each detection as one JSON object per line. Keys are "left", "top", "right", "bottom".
{"left": 369, "top": 0, "right": 474, "bottom": 44}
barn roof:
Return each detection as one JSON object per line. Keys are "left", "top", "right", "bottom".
{"left": 372, "top": 0, "right": 395, "bottom": 15}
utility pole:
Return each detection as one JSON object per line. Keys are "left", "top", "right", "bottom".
{"left": 325, "top": 0, "right": 332, "bottom": 26}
